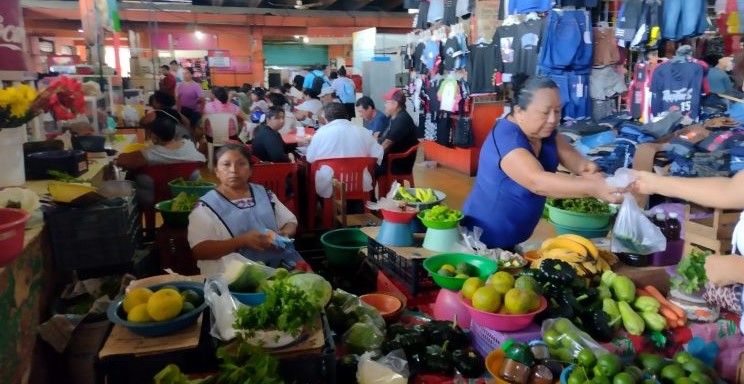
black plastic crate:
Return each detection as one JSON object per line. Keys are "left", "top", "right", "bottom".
{"left": 46, "top": 200, "right": 141, "bottom": 271}
{"left": 277, "top": 311, "right": 336, "bottom": 384}
{"left": 366, "top": 237, "right": 436, "bottom": 295}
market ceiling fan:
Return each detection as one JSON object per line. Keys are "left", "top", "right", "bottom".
{"left": 267, "top": 0, "right": 324, "bottom": 9}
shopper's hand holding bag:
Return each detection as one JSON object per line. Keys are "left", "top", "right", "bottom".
{"left": 608, "top": 168, "right": 667, "bottom": 255}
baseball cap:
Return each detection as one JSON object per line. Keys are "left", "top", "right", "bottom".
{"left": 319, "top": 85, "right": 334, "bottom": 97}
{"left": 383, "top": 88, "right": 406, "bottom": 105}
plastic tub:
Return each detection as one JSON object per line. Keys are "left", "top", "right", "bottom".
{"left": 460, "top": 294, "right": 547, "bottom": 332}
{"left": 417, "top": 209, "right": 463, "bottom": 229}
{"left": 422, "top": 253, "right": 498, "bottom": 291}
{"left": 380, "top": 207, "right": 418, "bottom": 224}
{"left": 155, "top": 200, "right": 190, "bottom": 228}
{"left": 546, "top": 203, "right": 615, "bottom": 230}
{"left": 0, "top": 208, "right": 31, "bottom": 267}
{"left": 360, "top": 293, "right": 402, "bottom": 316}
{"left": 320, "top": 228, "right": 367, "bottom": 268}
{"left": 548, "top": 218, "right": 611, "bottom": 238}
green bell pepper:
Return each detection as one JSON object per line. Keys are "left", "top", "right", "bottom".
{"left": 611, "top": 275, "right": 636, "bottom": 302}
{"left": 618, "top": 301, "right": 645, "bottom": 336}
{"left": 633, "top": 296, "right": 661, "bottom": 313}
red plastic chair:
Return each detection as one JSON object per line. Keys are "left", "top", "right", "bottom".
{"left": 377, "top": 143, "right": 419, "bottom": 198}
{"left": 134, "top": 162, "right": 203, "bottom": 234}
{"left": 308, "top": 157, "right": 378, "bottom": 230}
{"left": 250, "top": 162, "right": 299, "bottom": 216}
{"left": 223, "top": 140, "right": 262, "bottom": 164}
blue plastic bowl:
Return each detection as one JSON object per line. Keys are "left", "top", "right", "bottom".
{"left": 560, "top": 364, "right": 575, "bottom": 384}
{"left": 107, "top": 281, "right": 208, "bottom": 337}
{"left": 548, "top": 218, "right": 611, "bottom": 239}
{"left": 231, "top": 291, "right": 267, "bottom": 306}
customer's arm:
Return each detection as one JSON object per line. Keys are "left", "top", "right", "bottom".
{"left": 705, "top": 255, "right": 744, "bottom": 286}
{"left": 556, "top": 134, "right": 601, "bottom": 175}
{"left": 634, "top": 170, "right": 744, "bottom": 209}
{"left": 502, "top": 148, "right": 623, "bottom": 203}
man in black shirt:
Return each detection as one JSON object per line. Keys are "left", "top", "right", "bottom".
{"left": 251, "top": 107, "right": 291, "bottom": 163}
{"left": 377, "top": 89, "right": 419, "bottom": 178}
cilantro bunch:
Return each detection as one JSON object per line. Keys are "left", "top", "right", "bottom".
{"left": 671, "top": 248, "right": 712, "bottom": 294}
{"left": 547, "top": 197, "right": 612, "bottom": 214}
{"left": 234, "top": 278, "right": 320, "bottom": 337}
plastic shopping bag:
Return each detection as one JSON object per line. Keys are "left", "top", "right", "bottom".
{"left": 357, "top": 350, "right": 409, "bottom": 384}
{"left": 204, "top": 277, "right": 239, "bottom": 342}
{"left": 607, "top": 168, "right": 666, "bottom": 255}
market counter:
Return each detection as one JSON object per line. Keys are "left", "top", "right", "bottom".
{"left": 0, "top": 134, "right": 135, "bottom": 383}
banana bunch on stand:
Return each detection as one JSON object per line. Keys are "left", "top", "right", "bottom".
{"left": 530, "top": 234, "right": 618, "bottom": 277}
{"left": 395, "top": 187, "right": 438, "bottom": 203}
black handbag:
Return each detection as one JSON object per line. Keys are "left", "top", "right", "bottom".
{"left": 436, "top": 112, "right": 453, "bottom": 147}
{"left": 453, "top": 116, "right": 474, "bottom": 148}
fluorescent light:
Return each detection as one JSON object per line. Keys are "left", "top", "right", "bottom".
{"left": 195, "top": 30, "right": 204, "bottom": 39}
{"left": 408, "top": 9, "right": 419, "bottom": 14}
{"left": 294, "top": 35, "right": 300, "bottom": 39}
{"left": 302, "top": 36, "right": 309, "bottom": 43}
{"left": 78, "top": 29, "right": 84, "bottom": 32}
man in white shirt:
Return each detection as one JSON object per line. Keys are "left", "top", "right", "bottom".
{"left": 306, "top": 102, "right": 384, "bottom": 198}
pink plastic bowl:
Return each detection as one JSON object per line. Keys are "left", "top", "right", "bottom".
{"left": 460, "top": 294, "right": 547, "bottom": 332}
{"left": 0, "top": 208, "right": 30, "bottom": 267}
{"left": 380, "top": 207, "right": 419, "bottom": 224}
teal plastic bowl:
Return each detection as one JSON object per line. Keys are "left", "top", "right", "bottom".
{"left": 231, "top": 291, "right": 267, "bottom": 306}
{"left": 546, "top": 203, "right": 615, "bottom": 230}
{"left": 320, "top": 228, "right": 368, "bottom": 268}
{"left": 168, "top": 180, "right": 215, "bottom": 198}
{"left": 423, "top": 253, "right": 498, "bottom": 291}
{"left": 155, "top": 200, "right": 190, "bottom": 228}
{"left": 549, "top": 218, "right": 611, "bottom": 238}
{"left": 417, "top": 210, "right": 464, "bottom": 230}
{"left": 106, "top": 281, "right": 207, "bottom": 337}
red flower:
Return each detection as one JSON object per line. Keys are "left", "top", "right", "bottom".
{"left": 35, "top": 76, "right": 87, "bottom": 121}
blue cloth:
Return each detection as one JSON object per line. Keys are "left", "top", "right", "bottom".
{"left": 508, "top": 0, "right": 552, "bottom": 13}
{"left": 729, "top": 103, "right": 744, "bottom": 125}
{"left": 662, "top": 0, "right": 706, "bottom": 40}
{"left": 649, "top": 61, "right": 704, "bottom": 119}
{"left": 302, "top": 70, "right": 329, "bottom": 90}
{"left": 199, "top": 185, "right": 302, "bottom": 268}
{"left": 364, "top": 110, "right": 390, "bottom": 134}
{"left": 538, "top": 9, "right": 593, "bottom": 75}
{"left": 422, "top": 40, "right": 440, "bottom": 73}
{"left": 333, "top": 77, "right": 356, "bottom": 104}
{"left": 548, "top": 72, "right": 591, "bottom": 120}
{"left": 708, "top": 67, "right": 733, "bottom": 95}
{"left": 462, "top": 118, "right": 559, "bottom": 249}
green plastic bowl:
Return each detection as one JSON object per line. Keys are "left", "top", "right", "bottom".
{"left": 168, "top": 180, "right": 215, "bottom": 198}
{"left": 417, "top": 210, "right": 464, "bottom": 230}
{"left": 423, "top": 253, "right": 498, "bottom": 291}
{"left": 548, "top": 218, "right": 611, "bottom": 239}
{"left": 320, "top": 228, "right": 368, "bottom": 268}
{"left": 155, "top": 200, "right": 191, "bottom": 228}
{"left": 545, "top": 203, "right": 616, "bottom": 229}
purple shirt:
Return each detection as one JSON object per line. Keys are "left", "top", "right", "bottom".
{"left": 177, "top": 81, "right": 204, "bottom": 110}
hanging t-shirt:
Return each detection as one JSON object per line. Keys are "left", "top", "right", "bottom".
{"left": 422, "top": 40, "right": 440, "bottom": 73}
{"left": 650, "top": 61, "right": 704, "bottom": 119}
{"left": 417, "top": 1, "right": 430, "bottom": 29}
{"left": 413, "top": 42, "right": 426, "bottom": 72}
{"left": 515, "top": 18, "right": 545, "bottom": 77}
{"left": 467, "top": 43, "right": 497, "bottom": 94}
{"left": 456, "top": 0, "right": 474, "bottom": 18}
{"left": 442, "top": 38, "right": 462, "bottom": 71}
{"left": 428, "top": 77, "right": 442, "bottom": 113}
{"left": 508, "top": 0, "right": 552, "bottom": 14}
{"left": 492, "top": 24, "right": 520, "bottom": 77}
{"left": 438, "top": 79, "right": 462, "bottom": 112}
{"left": 427, "top": 0, "right": 445, "bottom": 24}
{"left": 443, "top": 0, "right": 458, "bottom": 25}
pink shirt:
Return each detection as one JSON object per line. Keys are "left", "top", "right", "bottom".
{"left": 204, "top": 100, "right": 240, "bottom": 137}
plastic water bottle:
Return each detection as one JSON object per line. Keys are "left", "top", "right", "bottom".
{"left": 655, "top": 213, "right": 668, "bottom": 240}
{"left": 667, "top": 212, "right": 681, "bottom": 241}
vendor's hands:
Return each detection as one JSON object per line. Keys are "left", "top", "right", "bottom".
{"left": 592, "top": 180, "right": 625, "bottom": 204}
{"left": 630, "top": 170, "right": 659, "bottom": 195}
{"left": 578, "top": 160, "right": 602, "bottom": 177}
{"left": 237, "top": 231, "right": 274, "bottom": 251}
{"left": 705, "top": 255, "right": 744, "bottom": 286}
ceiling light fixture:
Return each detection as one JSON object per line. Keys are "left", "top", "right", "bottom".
{"left": 303, "top": 36, "right": 309, "bottom": 43}
{"left": 78, "top": 29, "right": 84, "bottom": 33}
{"left": 195, "top": 30, "right": 204, "bottom": 39}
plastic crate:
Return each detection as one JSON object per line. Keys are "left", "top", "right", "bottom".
{"left": 46, "top": 199, "right": 141, "bottom": 271}
{"left": 469, "top": 319, "right": 542, "bottom": 358}
{"left": 366, "top": 237, "right": 436, "bottom": 295}
{"left": 277, "top": 311, "right": 336, "bottom": 384}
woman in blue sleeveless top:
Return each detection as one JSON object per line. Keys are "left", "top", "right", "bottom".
{"left": 187, "top": 144, "right": 304, "bottom": 276}
{"left": 462, "top": 74, "right": 624, "bottom": 250}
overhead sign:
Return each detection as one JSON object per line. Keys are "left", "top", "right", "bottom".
{"left": 0, "top": 0, "right": 28, "bottom": 72}
{"left": 208, "top": 50, "right": 231, "bottom": 68}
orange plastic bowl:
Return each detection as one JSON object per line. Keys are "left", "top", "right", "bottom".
{"left": 360, "top": 293, "right": 403, "bottom": 317}
{"left": 460, "top": 294, "right": 547, "bottom": 332}
{"left": 485, "top": 349, "right": 511, "bottom": 384}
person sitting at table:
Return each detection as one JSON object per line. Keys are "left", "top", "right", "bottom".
{"left": 188, "top": 144, "right": 304, "bottom": 275}
{"left": 252, "top": 107, "right": 291, "bottom": 163}
{"left": 376, "top": 88, "right": 419, "bottom": 179}
{"left": 294, "top": 89, "right": 323, "bottom": 127}
{"left": 203, "top": 86, "right": 248, "bottom": 143}
{"left": 116, "top": 110, "right": 206, "bottom": 207}
{"left": 141, "top": 91, "right": 193, "bottom": 141}
{"left": 267, "top": 93, "right": 297, "bottom": 135}
{"left": 249, "top": 87, "right": 269, "bottom": 113}
{"left": 306, "top": 102, "right": 383, "bottom": 198}
{"left": 356, "top": 96, "right": 389, "bottom": 138}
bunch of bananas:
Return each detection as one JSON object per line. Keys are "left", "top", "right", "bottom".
{"left": 396, "top": 187, "right": 438, "bottom": 203}
{"left": 530, "top": 234, "right": 618, "bottom": 277}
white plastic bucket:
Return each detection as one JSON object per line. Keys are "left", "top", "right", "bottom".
{"left": 0, "top": 127, "right": 28, "bottom": 187}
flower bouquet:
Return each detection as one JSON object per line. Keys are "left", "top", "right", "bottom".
{"left": 0, "top": 76, "right": 86, "bottom": 129}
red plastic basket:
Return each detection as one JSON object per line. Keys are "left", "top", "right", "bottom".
{"left": 0, "top": 208, "right": 30, "bottom": 267}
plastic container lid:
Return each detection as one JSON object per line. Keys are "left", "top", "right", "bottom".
{"left": 655, "top": 213, "right": 666, "bottom": 220}
{"left": 668, "top": 212, "right": 679, "bottom": 219}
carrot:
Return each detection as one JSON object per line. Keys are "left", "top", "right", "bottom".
{"left": 644, "top": 285, "right": 687, "bottom": 320}
{"left": 636, "top": 288, "right": 651, "bottom": 297}
{"left": 659, "top": 306, "right": 680, "bottom": 322}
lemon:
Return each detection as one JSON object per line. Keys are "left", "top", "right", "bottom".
{"left": 490, "top": 271, "right": 515, "bottom": 295}
{"left": 461, "top": 277, "right": 484, "bottom": 300}
{"left": 123, "top": 287, "right": 154, "bottom": 313}
{"left": 454, "top": 273, "right": 469, "bottom": 279}
{"left": 127, "top": 303, "right": 153, "bottom": 323}
{"left": 440, "top": 264, "right": 456, "bottom": 273}
{"left": 471, "top": 286, "right": 502, "bottom": 313}
{"left": 147, "top": 288, "right": 184, "bottom": 321}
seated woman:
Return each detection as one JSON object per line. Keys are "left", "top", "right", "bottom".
{"left": 251, "top": 107, "right": 291, "bottom": 163}
{"left": 187, "top": 144, "right": 303, "bottom": 276}
{"left": 116, "top": 110, "right": 206, "bottom": 207}
{"left": 141, "top": 91, "right": 192, "bottom": 140}
{"left": 203, "top": 86, "right": 249, "bottom": 143}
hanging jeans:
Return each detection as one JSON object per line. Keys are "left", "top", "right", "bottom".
{"left": 662, "top": 0, "right": 707, "bottom": 40}
{"left": 548, "top": 72, "right": 591, "bottom": 120}
{"left": 538, "top": 9, "right": 593, "bottom": 75}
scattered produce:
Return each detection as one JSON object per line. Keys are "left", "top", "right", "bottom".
{"left": 170, "top": 192, "right": 199, "bottom": 212}
{"left": 437, "top": 261, "right": 477, "bottom": 278}
{"left": 170, "top": 177, "right": 213, "bottom": 186}
{"left": 395, "top": 187, "right": 438, "bottom": 203}
{"left": 121, "top": 285, "right": 201, "bottom": 323}
{"left": 531, "top": 234, "right": 617, "bottom": 277}
{"left": 421, "top": 204, "right": 463, "bottom": 222}
{"left": 671, "top": 248, "right": 712, "bottom": 294}
{"left": 496, "top": 249, "right": 526, "bottom": 269}
{"left": 286, "top": 273, "right": 332, "bottom": 308}
{"left": 546, "top": 197, "right": 613, "bottom": 214}
{"left": 326, "top": 289, "right": 386, "bottom": 336}
{"left": 344, "top": 322, "right": 385, "bottom": 355}
{"left": 637, "top": 286, "right": 686, "bottom": 328}
{"left": 469, "top": 270, "right": 542, "bottom": 314}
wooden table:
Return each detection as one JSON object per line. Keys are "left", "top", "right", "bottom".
{"left": 0, "top": 134, "right": 135, "bottom": 383}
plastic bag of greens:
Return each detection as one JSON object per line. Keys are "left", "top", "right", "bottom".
{"left": 607, "top": 168, "right": 666, "bottom": 255}
{"left": 344, "top": 321, "right": 385, "bottom": 355}
{"left": 540, "top": 317, "right": 608, "bottom": 361}
{"left": 327, "top": 289, "right": 386, "bottom": 335}
{"left": 357, "top": 350, "right": 409, "bottom": 384}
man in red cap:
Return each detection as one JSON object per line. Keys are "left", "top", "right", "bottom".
{"left": 377, "top": 88, "right": 419, "bottom": 179}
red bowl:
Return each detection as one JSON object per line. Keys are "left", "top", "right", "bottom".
{"left": 460, "top": 294, "right": 547, "bottom": 332}
{"left": 0, "top": 208, "right": 30, "bottom": 267}
{"left": 380, "top": 207, "right": 419, "bottom": 224}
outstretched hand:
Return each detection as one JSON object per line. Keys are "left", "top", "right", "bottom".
{"left": 237, "top": 231, "right": 274, "bottom": 251}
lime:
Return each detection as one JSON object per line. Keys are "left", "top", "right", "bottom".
{"left": 624, "top": 366, "right": 644, "bottom": 382}
{"left": 688, "top": 372, "right": 713, "bottom": 384}
{"left": 613, "top": 372, "right": 635, "bottom": 384}
{"left": 438, "top": 268, "right": 456, "bottom": 277}
{"left": 674, "top": 352, "right": 694, "bottom": 366}
{"left": 682, "top": 359, "right": 706, "bottom": 374}
{"left": 577, "top": 348, "right": 596, "bottom": 368}
{"left": 454, "top": 273, "right": 470, "bottom": 279}
{"left": 553, "top": 318, "right": 573, "bottom": 333}
{"left": 180, "top": 289, "right": 201, "bottom": 306}
{"left": 639, "top": 353, "right": 666, "bottom": 375}
{"left": 661, "top": 364, "right": 686, "bottom": 382}
{"left": 543, "top": 329, "right": 561, "bottom": 347}
{"left": 159, "top": 285, "right": 179, "bottom": 292}
{"left": 180, "top": 301, "right": 195, "bottom": 315}
{"left": 455, "top": 262, "right": 473, "bottom": 276}
{"left": 674, "top": 378, "right": 694, "bottom": 384}
{"left": 274, "top": 267, "right": 289, "bottom": 280}
{"left": 461, "top": 277, "right": 484, "bottom": 300}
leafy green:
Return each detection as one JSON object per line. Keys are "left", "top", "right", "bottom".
{"left": 4, "top": 200, "right": 21, "bottom": 209}
{"left": 170, "top": 177, "right": 213, "bottom": 186}
{"left": 47, "top": 170, "right": 90, "bottom": 184}
{"left": 234, "top": 278, "right": 320, "bottom": 337}
{"left": 216, "top": 343, "right": 283, "bottom": 384}
{"left": 546, "top": 198, "right": 611, "bottom": 214}
{"left": 171, "top": 192, "right": 199, "bottom": 212}
{"left": 153, "top": 364, "right": 214, "bottom": 384}
{"left": 671, "top": 248, "right": 712, "bottom": 294}
{"left": 422, "top": 204, "right": 463, "bottom": 222}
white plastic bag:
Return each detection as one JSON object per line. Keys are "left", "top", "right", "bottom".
{"left": 606, "top": 168, "right": 666, "bottom": 255}
{"left": 204, "top": 277, "right": 239, "bottom": 342}
{"left": 357, "top": 351, "right": 409, "bottom": 384}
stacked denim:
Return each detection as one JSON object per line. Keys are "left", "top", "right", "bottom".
{"left": 538, "top": 9, "right": 593, "bottom": 120}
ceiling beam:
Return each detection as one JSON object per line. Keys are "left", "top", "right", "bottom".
{"left": 337, "top": 0, "right": 375, "bottom": 11}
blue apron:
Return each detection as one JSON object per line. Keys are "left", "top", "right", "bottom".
{"left": 200, "top": 184, "right": 302, "bottom": 268}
